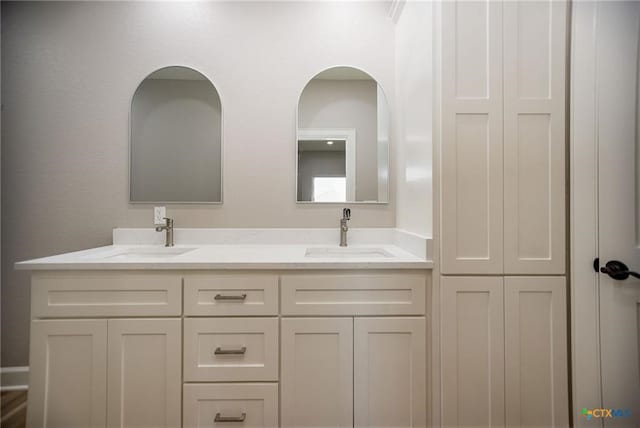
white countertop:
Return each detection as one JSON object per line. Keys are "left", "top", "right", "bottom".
{"left": 15, "top": 228, "right": 433, "bottom": 271}
{"left": 15, "top": 244, "right": 431, "bottom": 270}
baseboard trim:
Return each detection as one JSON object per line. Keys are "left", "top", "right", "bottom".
{"left": 1, "top": 366, "right": 29, "bottom": 391}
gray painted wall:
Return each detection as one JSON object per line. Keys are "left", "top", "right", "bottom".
{"left": 1, "top": 1, "right": 395, "bottom": 366}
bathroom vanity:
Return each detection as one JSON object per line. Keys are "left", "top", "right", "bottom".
{"left": 17, "top": 229, "right": 432, "bottom": 428}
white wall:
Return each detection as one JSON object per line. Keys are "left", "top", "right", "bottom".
{"left": 298, "top": 79, "right": 379, "bottom": 201}
{"left": 394, "top": 0, "right": 433, "bottom": 236}
{"left": 377, "top": 85, "right": 390, "bottom": 202}
{"left": 1, "top": 1, "right": 396, "bottom": 367}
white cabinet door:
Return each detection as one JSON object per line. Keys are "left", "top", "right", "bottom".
{"left": 440, "top": 0, "right": 504, "bottom": 274}
{"left": 441, "top": 277, "right": 505, "bottom": 428}
{"left": 441, "top": 0, "right": 567, "bottom": 276}
{"left": 504, "top": 277, "right": 568, "bottom": 428}
{"left": 502, "top": 1, "right": 567, "bottom": 274}
{"left": 280, "top": 318, "right": 353, "bottom": 428}
{"left": 106, "top": 319, "right": 181, "bottom": 428}
{"left": 441, "top": 276, "right": 568, "bottom": 428}
{"left": 27, "top": 319, "right": 108, "bottom": 428}
{"left": 354, "top": 317, "right": 426, "bottom": 428}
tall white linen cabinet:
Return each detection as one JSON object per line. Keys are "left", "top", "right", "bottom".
{"left": 438, "top": 1, "right": 569, "bottom": 427}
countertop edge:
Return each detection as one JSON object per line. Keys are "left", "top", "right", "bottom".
{"left": 15, "top": 261, "right": 434, "bottom": 271}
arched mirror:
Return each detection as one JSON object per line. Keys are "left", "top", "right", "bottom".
{"left": 296, "top": 66, "right": 389, "bottom": 203}
{"left": 130, "top": 66, "right": 222, "bottom": 203}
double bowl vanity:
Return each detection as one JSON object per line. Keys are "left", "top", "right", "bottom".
{"left": 18, "top": 19, "right": 425, "bottom": 428}
{"left": 17, "top": 228, "right": 432, "bottom": 428}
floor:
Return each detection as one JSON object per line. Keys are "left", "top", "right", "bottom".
{"left": 1, "top": 391, "right": 27, "bottom": 428}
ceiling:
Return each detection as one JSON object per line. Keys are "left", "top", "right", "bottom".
{"left": 298, "top": 140, "right": 346, "bottom": 152}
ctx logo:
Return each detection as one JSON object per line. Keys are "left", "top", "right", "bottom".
{"left": 582, "top": 408, "right": 631, "bottom": 420}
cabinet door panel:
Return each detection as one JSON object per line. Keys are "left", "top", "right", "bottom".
{"left": 441, "top": 0, "right": 504, "bottom": 274}
{"left": 505, "top": 277, "right": 568, "bottom": 427}
{"left": 106, "top": 319, "right": 181, "bottom": 428}
{"left": 503, "top": 0, "right": 567, "bottom": 274}
{"left": 27, "top": 319, "right": 107, "bottom": 428}
{"left": 354, "top": 317, "right": 426, "bottom": 428}
{"left": 441, "top": 277, "right": 505, "bottom": 428}
{"left": 280, "top": 318, "right": 353, "bottom": 428}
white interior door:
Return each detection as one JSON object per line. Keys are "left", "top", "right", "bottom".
{"left": 597, "top": 2, "right": 640, "bottom": 426}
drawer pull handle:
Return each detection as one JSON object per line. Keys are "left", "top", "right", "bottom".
{"left": 214, "top": 293, "right": 247, "bottom": 301}
{"left": 215, "top": 412, "right": 246, "bottom": 423}
{"left": 214, "top": 346, "right": 247, "bottom": 355}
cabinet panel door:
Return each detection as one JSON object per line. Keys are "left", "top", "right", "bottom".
{"left": 503, "top": 0, "right": 567, "bottom": 274}
{"left": 106, "top": 319, "right": 181, "bottom": 428}
{"left": 441, "top": 277, "right": 505, "bottom": 428}
{"left": 441, "top": 0, "right": 504, "bottom": 274}
{"left": 183, "top": 383, "right": 278, "bottom": 428}
{"left": 354, "top": 317, "right": 426, "bottom": 428}
{"left": 27, "top": 319, "right": 107, "bottom": 428}
{"left": 280, "top": 318, "right": 353, "bottom": 428}
{"left": 505, "top": 277, "right": 568, "bottom": 427}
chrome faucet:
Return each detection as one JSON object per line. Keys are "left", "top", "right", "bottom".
{"left": 155, "top": 217, "right": 174, "bottom": 247}
{"left": 340, "top": 208, "right": 351, "bottom": 247}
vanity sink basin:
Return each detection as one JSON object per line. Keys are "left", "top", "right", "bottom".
{"left": 100, "top": 247, "right": 196, "bottom": 260}
{"left": 304, "top": 247, "right": 393, "bottom": 259}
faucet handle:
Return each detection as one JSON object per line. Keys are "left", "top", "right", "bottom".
{"left": 163, "top": 217, "right": 173, "bottom": 226}
{"left": 342, "top": 208, "right": 351, "bottom": 220}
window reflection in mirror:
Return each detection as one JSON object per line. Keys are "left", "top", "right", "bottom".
{"left": 296, "top": 66, "right": 390, "bottom": 203}
{"left": 298, "top": 140, "right": 348, "bottom": 202}
{"left": 130, "top": 66, "right": 222, "bottom": 203}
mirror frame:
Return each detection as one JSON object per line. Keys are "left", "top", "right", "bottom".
{"left": 295, "top": 65, "right": 390, "bottom": 205}
{"left": 128, "top": 65, "right": 224, "bottom": 204}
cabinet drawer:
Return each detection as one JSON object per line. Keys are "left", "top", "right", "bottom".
{"left": 281, "top": 273, "right": 426, "bottom": 316}
{"left": 184, "top": 318, "right": 278, "bottom": 382}
{"left": 184, "top": 274, "right": 278, "bottom": 316}
{"left": 183, "top": 383, "right": 278, "bottom": 428}
{"left": 31, "top": 272, "right": 182, "bottom": 318}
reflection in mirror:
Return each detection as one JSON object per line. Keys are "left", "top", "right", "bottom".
{"left": 297, "top": 66, "right": 389, "bottom": 203}
{"left": 130, "top": 66, "right": 222, "bottom": 203}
